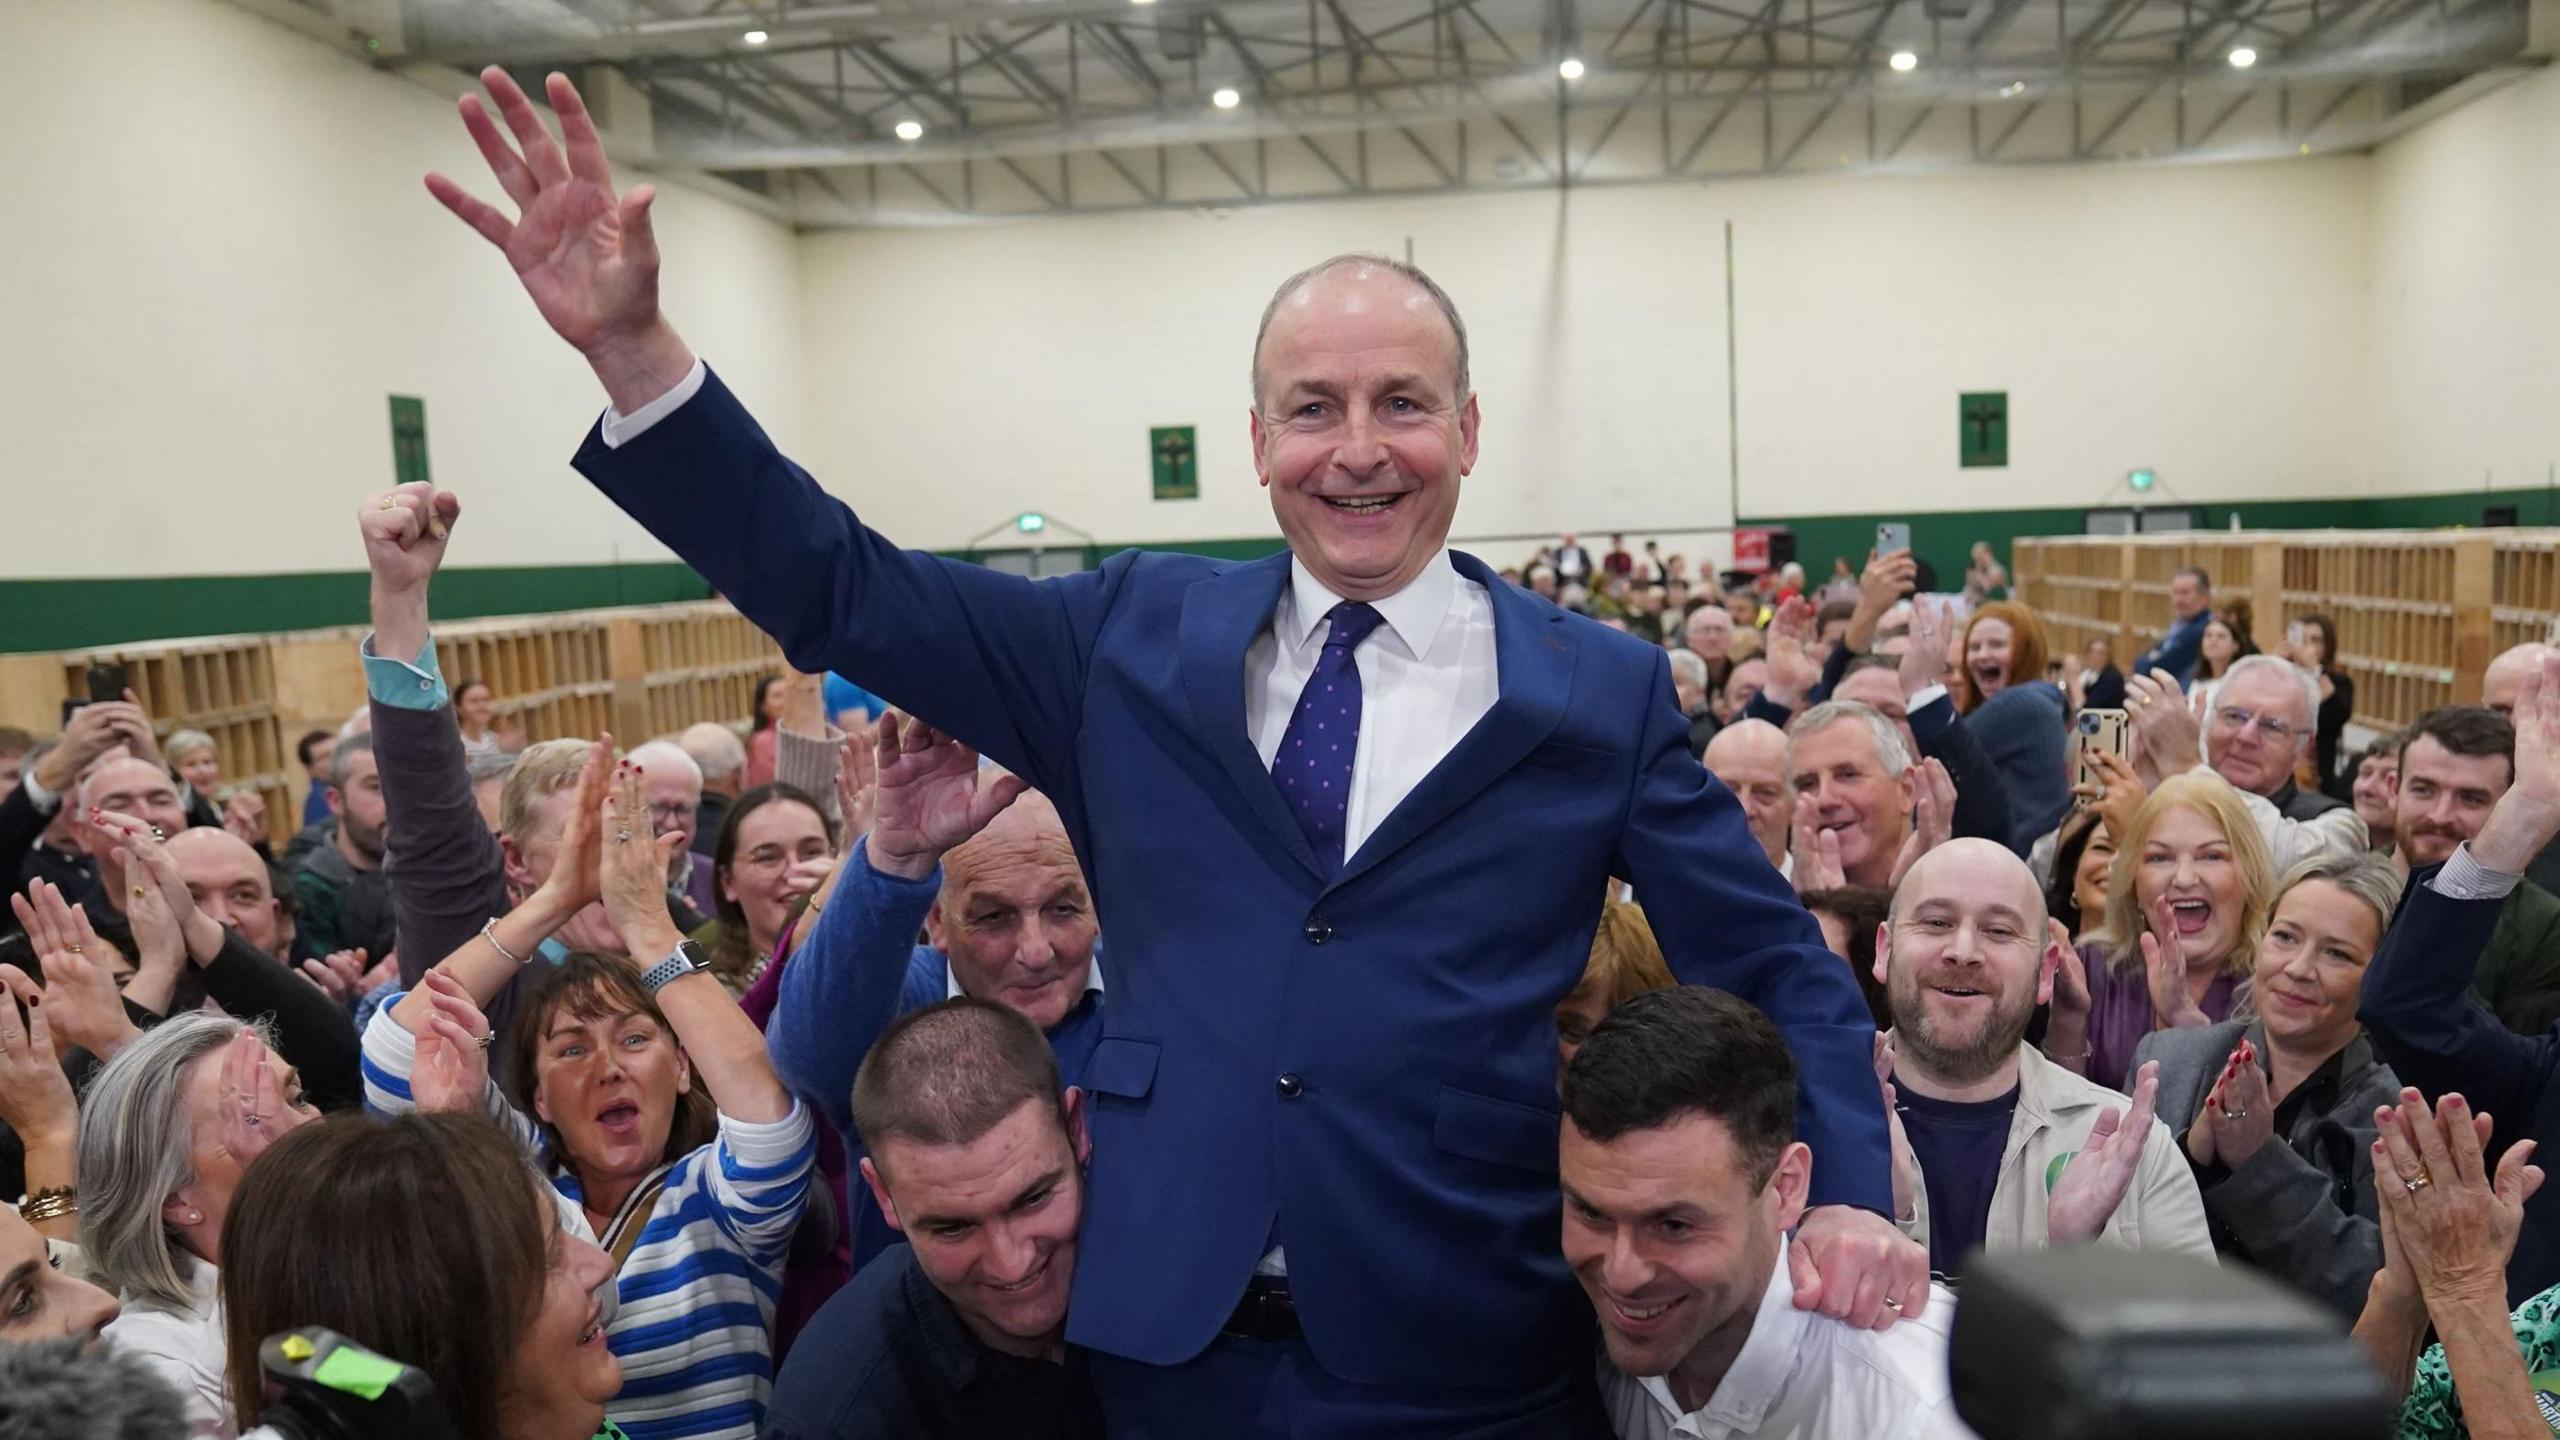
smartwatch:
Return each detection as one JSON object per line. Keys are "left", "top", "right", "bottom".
{"left": 638, "top": 940, "right": 712, "bottom": 997}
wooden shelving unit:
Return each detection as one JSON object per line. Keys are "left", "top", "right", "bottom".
{"left": 2017, "top": 529, "right": 2527, "bottom": 734}
{"left": 0, "top": 601, "right": 785, "bottom": 845}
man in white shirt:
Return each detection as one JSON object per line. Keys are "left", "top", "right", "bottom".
{"left": 1562, "top": 986, "right": 1977, "bottom": 1440}
{"left": 2126, "top": 656, "right": 2366, "bottom": 869}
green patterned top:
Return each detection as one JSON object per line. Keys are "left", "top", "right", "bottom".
{"left": 2400, "top": 1283, "right": 2560, "bottom": 1437}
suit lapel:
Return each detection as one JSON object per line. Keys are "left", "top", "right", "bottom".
{"left": 1177, "top": 553, "right": 1327, "bottom": 883}
{"left": 1334, "top": 551, "right": 1574, "bottom": 891}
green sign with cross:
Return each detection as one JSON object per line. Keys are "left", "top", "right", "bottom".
{"left": 389, "top": 395, "right": 430, "bottom": 486}
{"left": 1959, "top": 391, "right": 2007, "bottom": 468}
{"left": 1151, "top": 425, "right": 1198, "bottom": 500}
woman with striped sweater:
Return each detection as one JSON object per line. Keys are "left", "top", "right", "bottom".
{"left": 361, "top": 740, "right": 815, "bottom": 1440}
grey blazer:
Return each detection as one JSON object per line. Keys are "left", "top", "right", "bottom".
{"left": 2132, "top": 1019, "right": 2399, "bottom": 1318}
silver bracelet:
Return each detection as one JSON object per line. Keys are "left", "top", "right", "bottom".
{"left": 479, "top": 916, "right": 527, "bottom": 967}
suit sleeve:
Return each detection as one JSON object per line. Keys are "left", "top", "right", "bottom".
{"left": 571, "top": 368, "right": 1116, "bottom": 803}
{"left": 371, "top": 700, "right": 509, "bottom": 990}
{"left": 2204, "top": 1127, "right": 2380, "bottom": 1318}
{"left": 1618, "top": 657, "right": 1890, "bottom": 1214}
{"left": 0, "top": 782, "right": 55, "bottom": 909}
{"left": 1907, "top": 699, "right": 2017, "bottom": 854}
{"left": 2358, "top": 875, "right": 2560, "bottom": 1134}
{"left": 767, "top": 838, "right": 945, "bottom": 1140}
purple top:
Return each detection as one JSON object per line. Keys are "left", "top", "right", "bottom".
{"left": 741, "top": 925, "right": 854, "bottom": 1362}
{"left": 2077, "top": 940, "right": 2240, "bottom": 1092}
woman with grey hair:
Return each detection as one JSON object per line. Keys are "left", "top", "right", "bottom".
{"left": 164, "top": 730, "right": 224, "bottom": 832}
{"left": 80, "top": 1014, "right": 319, "bottom": 1440}
{"left": 2132, "top": 850, "right": 2407, "bottom": 1317}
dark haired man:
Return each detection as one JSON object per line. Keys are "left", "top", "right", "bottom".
{"left": 2390, "top": 706, "right": 2560, "bottom": 1032}
{"left": 767, "top": 999, "right": 1104, "bottom": 1439}
{"left": 1560, "top": 988, "right": 1971, "bottom": 1439}
{"left": 2134, "top": 567, "right": 2213, "bottom": 688}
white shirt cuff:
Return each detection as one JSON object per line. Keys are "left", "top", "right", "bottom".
{"left": 19, "top": 771, "right": 58, "bottom": 814}
{"left": 1907, "top": 683, "right": 1949, "bottom": 711}
{"left": 2429, "top": 842, "right": 2522, "bottom": 902}
{"left": 598, "top": 360, "right": 709, "bottom": 449}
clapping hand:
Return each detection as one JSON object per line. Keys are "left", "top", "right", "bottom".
{"left": 9, "top": 884, "right": 142, "bottom": 1059}
{"left": 835, "top": 725, "right": 879, "bottom": 842}
{"left": 1886, "top": 758, "right": 1956, "bottom": 891}
{"left": 2189, "top": 1035, "right": 2275, "bottom": 1166}
{"left": 1763, "top": 597, "right": 1821, "bottom": 709}
{"left": 866, "top": 713, "right": 1029, "bottom": 881}
{"left": 2049, "top": 1060, "right": 2162, "bottom": 1244}
{"left": 2373, "top": 1090, "right": 2542, "bottom": 1310}
{"left": 1789, "top": 807, "right": 1848, "bottom": 894}
{"left": 599, "top": 758, "right": 688, "bottom": 959}
{"left": 0, "top": 970, "right": 76, "bottom": 1154}
{"left": 410, "top": 971, "right": 493, "bottom": 1116}
{"left": 1874, "top": 1032, "right": 1920, "bottom": 1224}
{"left": 220, "top": 789, "right": 268, "bottom": 847}
{"left": 2139, "top": 897, "right": 2214, "bottom": 1031}
{"left": 299, "top": 948, "right": 371, "bottom": 1005}
{"left": 2124, "top": 668, "right": 2202, "bottom": 781}
{"left": 532, "top": 737, "right": 618, "bottom": 917}
{"left": 210, "top": 1030, "right": 296, "bottom": 1172}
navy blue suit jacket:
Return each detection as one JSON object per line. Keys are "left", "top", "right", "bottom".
{"left": 572, "top": 370, "right": 1888, "bottom": 1391}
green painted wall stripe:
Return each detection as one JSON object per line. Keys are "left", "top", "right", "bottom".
{"left": 6, "top": 488, "right": 2548, "bottom": 654}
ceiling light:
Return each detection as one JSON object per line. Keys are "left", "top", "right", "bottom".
{"left": 1558, "top": 57, "right": 1586, "bottom": 80}
{"left": 894, "top": 120, "right": 924, "bottom": 141}
{"left": 2000, "top": 80, "right": 2026, "bottom": 96}
{"left": 1889, "top": 50, "right": 1919, "bottom": 72}
{"left": 1130, "top": 0, "right": 1158, "bottom": 6}
{"left": 1212, "top": 87, "right": 1241, "bottom": 109}
{"left": 742, "top": 28, "right": 768, "bottom": 45}
{"left": 2228, "top": 45, "right": 2257, "bottom": 67}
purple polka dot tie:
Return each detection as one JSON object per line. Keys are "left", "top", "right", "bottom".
{"left": 1272, "top": 602, "right": 1384, "bottom": 871}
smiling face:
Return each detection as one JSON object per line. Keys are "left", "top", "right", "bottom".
{"left": 1965, "top": 616, "right": 2015, "bottom": 699}
{"left": 531, "top": 996, "right": 691, "bottom": 1196}
{"left": 1685, "top": 606, "right": 1734, "bottom": 661}
{"left": 2207, "top": 667, "right": 2311, "bottom": 798}
{"left": 0, "top": 1206, "right": 116, "bottom": 1343}
{"left": 925, "top": 797, "right": 1098, "bottom": 1033}
{"left": 509, "top": 1183, "right": 623, "bottom": 1434}
{"left": 1702, "top": 721, "right": 1792, "bottom": 869}
{"left": 173, "top": 745, "right": 220, "bottom": 798}
{"left": 2251, "top": 878, "right": 2381, "bottom": 1057}
{"left": 2352, "top": 751, "right": 2400, "bottom": 845}
{"left": 168, "top": 827, "right": 289, "bottom": 960}
{"left": 1879, "top": 842, "right": 2057, "bottom": 1088}
{"left": 2392, "top": 734, "right": 2511, "bottom": 869}
{"left": 2134, "top": 804, "right": 2246, "bottom": 969}
{"left": 866, "top": 1093, "right": 1090, "bottom": 1357}
{"left": 1250, "top": 264, "right": 1477, "bottom": 603}
{"left": 457, "top": 684, "right": 495, "bottom": 732}
{"left": 2070, "top": 825, "right": 2117, "bottom": 935}
{"left": 2200, "top": 620, "right": 2239, "bottom": 670}
{"left": 1785, "top": 717, "right": 1914, "bottom": 888}
{"left": 77, "top": 756, "right": 190, "bottom": 866}
{"left": 718, "top": 798, "right": 832, "bottom": 957}
{"left": 1561, "top": 1113, "right": 1807, "bottom": 1396}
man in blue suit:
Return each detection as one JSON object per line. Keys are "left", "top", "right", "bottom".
{"left": 2134, "top": 566, "right": 2214, "bottom": 688}
{"left": 427, "top": 68, "right": 1920, "bottom": 1435}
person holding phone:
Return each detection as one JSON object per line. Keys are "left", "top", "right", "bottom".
{"left": 2287, "top": 615, "right": 2355, "bottom": 795}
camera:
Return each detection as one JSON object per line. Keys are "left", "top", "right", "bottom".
{"left": 254, "top": 1329, "right": 457, "bottom": 1440}
{"left": 2078, "top": 711, "right": 2106, "bottom": 735}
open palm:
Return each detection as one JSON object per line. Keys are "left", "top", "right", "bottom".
{"left": 871, "top": 713, "right": 1029, "bottom": 864}
{"left": 426, "top": 69, "right": 660, "bottom": 357}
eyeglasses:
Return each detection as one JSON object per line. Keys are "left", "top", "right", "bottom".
{"left": 646, "top": 801, "right": 697, "bottom": 827}
{"left": 2213, "top": 706, "right": 2302, "bottom": 744}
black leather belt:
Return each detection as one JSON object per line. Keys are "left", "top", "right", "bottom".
{"left": 1221, "top": 1275, "right": 1302, "bottom": 1342}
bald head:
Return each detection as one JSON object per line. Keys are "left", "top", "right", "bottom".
{"left": 929, "top": 789, "right": 1099, "bottom": 1033}
{"left": 1251, "top": 254, "right": 1469, "bottom": 409}
{"left": 1891, "top": 839, "right": 2043, "bottom": 926}
{"left": 1705, "top": 719, "right": 1792, "bottom": 869}
{"left": 167, "top": 826, "right": 290, "bottom": 958}
{"left": 1883, "top": 838, "right": 2059, "bottom": 1089}
{"left": 2487, "top": 643, "right": 2553, "bottom": 717}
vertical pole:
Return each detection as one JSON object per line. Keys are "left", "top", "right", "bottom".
{"left": 1725, "top": 220, "right": 1742, "bottom": 533}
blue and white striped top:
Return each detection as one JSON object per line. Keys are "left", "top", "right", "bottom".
{"left": 361, "top": 999, "right": 817, "bottom": 1440}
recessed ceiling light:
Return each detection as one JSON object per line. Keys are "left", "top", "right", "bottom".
{"left": 1558, "top": 57, "right": 1586, "bottom": 80}
{"left": 2228, "top": 46, "right": 2258, "bottom": 67}
{"left": 742, "top": 29, "right": 768, "bottom": 45}
{"left": 894, "top": 120, "right": 924, "bottom": 141}
{"left": 1889, "top": 50, "right": 1919, "bottom": 72}
{"left": 1212, "top": 87, "right": 1241, "bottom": 109}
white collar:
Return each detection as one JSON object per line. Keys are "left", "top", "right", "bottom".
{"left": 945, "top": 954, "right": 1108, "bottom": 1005}
{"left": 1280, "top": 550, "right": 1461, "bottom": 659}
{"left": 1634, "top": 1249, "right": 1806, "bottom": 1433}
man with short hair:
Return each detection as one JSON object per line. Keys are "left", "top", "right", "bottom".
{"left": 1719, "top": 659, "right": 1768, "bottom": 726}
{"left": 2388, "top": 706, "right": 2560, "bottom": 1032}
{"left": 773, "top": 716, "right": 1102, "bottom": 1269}
{"left": 1702, "top": 722, "right": 1791, "bottom": 875}
{"left": 1784, "top": 702, "right": 1950, "bottom": 894}
{"left": 296, "top": 728, "right": 338, "bottom": 829}
{"left": 2482, "top": 644, "right": 2560, "bottom": 895}
{"left": 1812, "top": 601, "right": 1855, "bottom": 667}
{"left": 288, "top": 734, "right": 397, "bottom": 965}
{"left": 1603, "top": 535, "right": 1634, "bottom": 580}
{"left": 1555, "top": 532, "right": 1595, "bottom": 588}
{"left": 679, "top": 720, "right": 750, "bottom": 862}
{"left": 1670, "top": 647, "right": 1719, "bottom": 760}
{"left": 168, "top": 827, "right": 296, "bottom": 961}
{"left": 2127, "top": 654, "right": 2367, "bottom": 868}
{"left": 1876, "top": 840, "right": 2210, "bottom": 1276}
{"left": 626, "top": 737, "right": 710, "bottom": 927}
{"left": 0, "top": 698, "right": 163, "bottom": 910}
{"left": 1684, "top": 605, "right": 1736, "bottom": 696}
{"left": 766, "top": 997, "right": 1105, "bottom": 1439}
{"left": 1561, "top": 987, "right": 1970, "bottom": 1440}
{"left": 2134, "top": 567, "right": 2213, "bottom": 687}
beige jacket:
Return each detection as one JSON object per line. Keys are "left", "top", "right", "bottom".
{"left": 1899, "top": 1041, "right": 2216, "bottom": 1261}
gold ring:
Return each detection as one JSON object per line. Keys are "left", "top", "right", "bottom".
{"left": 132, "top": 886, "right": 147, "bottom": 900}
{"left": 379, "top": 496, "right": 396, "bottom": 510}
{"left": 1882, "top": 1296, "right": 1903, "bottom": 1313}
{"left": 2406, "top": 1173, "right": 2433, "bottom": 1193}
{"left": 66, "top": 945, "right": 81, "bottom": 955}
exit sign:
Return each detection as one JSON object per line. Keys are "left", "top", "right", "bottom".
{"left": 1959, "top": 392, "right": 2007, "bottom": 468}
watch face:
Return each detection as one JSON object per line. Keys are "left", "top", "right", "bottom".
{"left": 675, "top": 940, "right": 710, "bottom": 973}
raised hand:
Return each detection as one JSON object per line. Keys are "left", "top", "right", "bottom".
{"left": 532, "top": 737, "right": 618, "bottom": 917}
{"left": 2139, "top": 898, "right": 2213, "bottom": 1031}
{"left": 2196, "top": 1036, "right": 2275, "bottom": 1165}
{"left": 210, "top": 1031, "right": 297, "bottom": 1172}
{"left": 2125, "top": 668, "right": 2202, "bottom": 780}
{"left": 360, "top": 483, "right": 461, "bottom": 595}
{"left": 599, "top": 757, "right": 687, "bottom": 958}
{"left": 1887, "top": 757, "right": 1955, "bottom": 891}
{"left": 1900, "top": 598, "right": 1953, "bottom": 698}
{"left": 2048, "top": 919, "right": 2092, "bottom": 1022}
{"left": 410, "top": 971, "right": 493, "bottom": 1116}
{"left": 1762, "top": 597, "right": 1821, "bottom": 709}
{"left": 836, "top": 725, "right": 879, "bottom": 842}
{"left": 425, "top": 68, "right": 695, "bottom": 408}
{"left": 220, "top": 789, "right": 269, "bottom": 847}
{"left": 867, "top": 713, "right": 1029, "bottom": 880}
{"left": 2374, "top": 1091, "right": 2542, "bottom": 1309}
{"left": 90, "top": 810, "right": 220, "bottom": 969}
{"left": 31, "top": 698, "right": 152, "bottom": 795}
{"left": 2078, "top": 747, "right": 2145, "bottom": 853}
{"left": 2048, "top": 1060, "right": 2162, "bottom": 1243}
{"left": 2474, "top": 655, "right": 2560, "bottom": 873}
{"left": 0, "top": 971, "right": 77, "bottom": 1153}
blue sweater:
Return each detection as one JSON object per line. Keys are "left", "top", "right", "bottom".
{"left": 1966, "top": 681, "right": 2070, "bottom": 852}
{"left": 767, "top": 838, "right": 1106, "bottom": 1271}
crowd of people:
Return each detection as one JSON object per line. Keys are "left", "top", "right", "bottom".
{"left": 9, "top": 61, "right": 2560, "bottom": 1440}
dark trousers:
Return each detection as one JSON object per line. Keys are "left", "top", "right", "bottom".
{"left": 1089, "top": 1336, "right": 1611, "bottom": 1440}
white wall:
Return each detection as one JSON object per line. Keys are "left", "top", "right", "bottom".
{"left": 0, "top": 0, "right": 804, "bottom": 581}
{"left": 793, "top": 157, "right": 2377, "bottom": 554}
{"left": 2369, "top": 67, "right": 2560, "bottom": 497}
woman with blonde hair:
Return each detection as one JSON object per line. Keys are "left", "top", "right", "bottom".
{"left": 2046, "top": 771, "right": 2278, "bottom": 1090}
{"left": 1948, "top": 600, "right": 2070, "bottom": 851}
{"left": 1553, "top": 902, "right": 1674, "bottom": 1070}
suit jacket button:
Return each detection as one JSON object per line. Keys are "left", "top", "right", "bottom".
{"left": 1304, "top": 919, "right": 1333, "bottom": 944}
{"left": 1277, "top": 1073, "right": 1304, "bottom": 1098}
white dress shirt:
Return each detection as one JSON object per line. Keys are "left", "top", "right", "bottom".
{"left": 104, "top": 1253, "right": 233, "bottom": 1440}
{"left": 1600, "top": 1253, "right": 1976, "bottom": 1440}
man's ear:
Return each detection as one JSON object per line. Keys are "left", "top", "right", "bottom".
{"left": 859, "top": 1156, "right": 903, "bottom": 1233}
{"left": 324, "top": 785, "right": 343, "bottom": 819}
{"left": 1871, "top": 923, "right": 1892, "bottom": 988}
{"left": 1767, "top": 1141, "right": 1813, "bottom": 1234}
{"left": 923, "top": 903, "right": 949, "bottom": 954}
{"left": 1063, "top": 1086, "right": 1092, "bottom": 1169}
{"left": 1458, "top": 393, "right": 1482, "bottom": 476}
{"left": 2038, "top": 918, "right": 2067, "bottom": 1007}
{"left": 1247, "top": 406, "right": 1272, "bottom": 488}
{"left": 499, "top": 835, "right": 535, "bottom": 900}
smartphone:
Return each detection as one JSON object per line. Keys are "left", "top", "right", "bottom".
{"left": 1875, "top": 522, "right": 1912, "bottom": 557}
{"left": 2285, "top": 621, "right": 2305, "bottom": 650}
{"left": 86, "top": 662, "right": 127, "bottom": 705}
{"left": 2073, "top": 707, "right": 2132, "bottom": 792}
